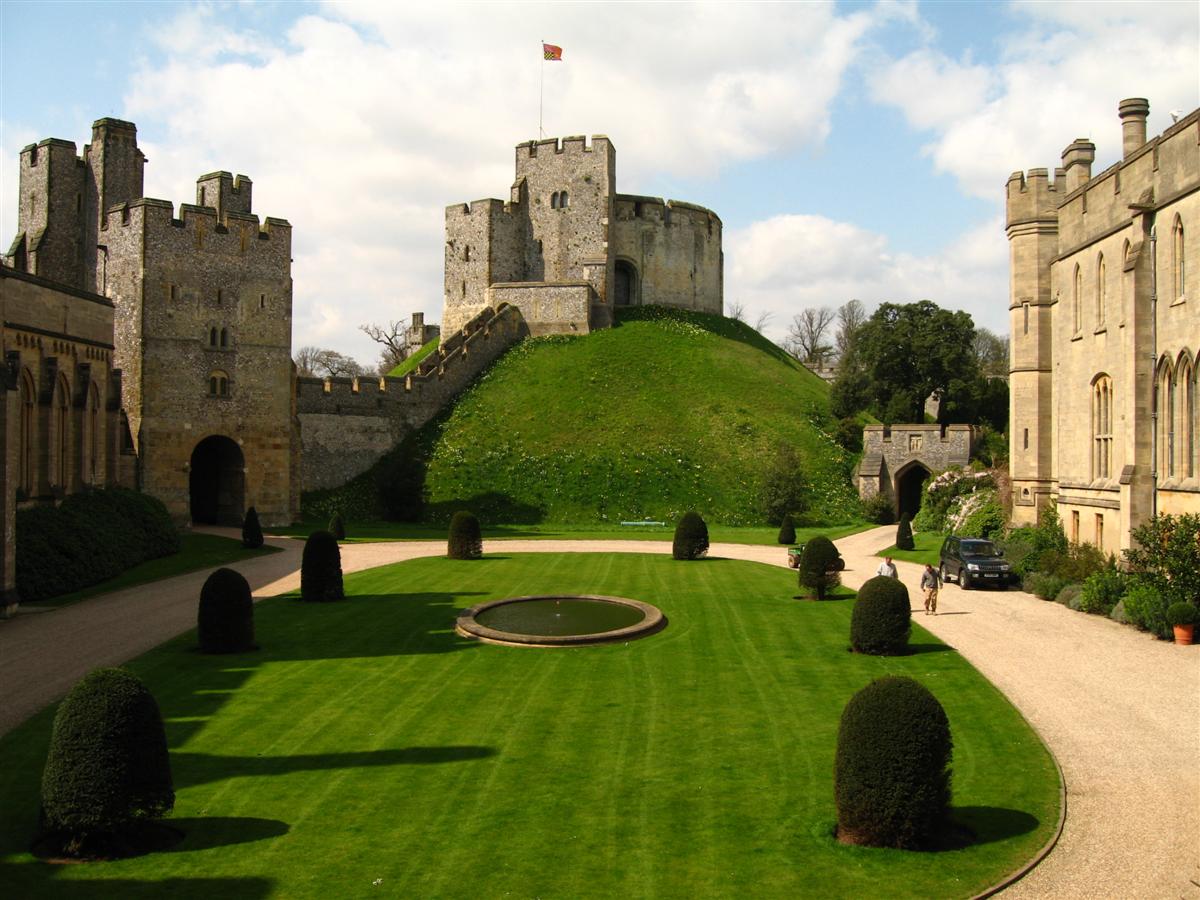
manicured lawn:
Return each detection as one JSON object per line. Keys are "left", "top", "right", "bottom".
{"left": 0, "top": 554, "right": 1059, "bottom": 898}
{"left": 268, "top": 520, "right": 870, "bottom": 547}
{"left": 24, "top": 534, "right": 280, "bottom": 609}
{"left": 879, "top": 530, "right": 946, "bottom": 567}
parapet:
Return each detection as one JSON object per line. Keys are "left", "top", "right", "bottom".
{"left": 517, "top": 134, "right": 611, "bottom": 157}
{"left": 1005, "top": 168, "right": 1061, "bottom": 226}
{"left": 102, "top": 198, "right": 290, "bottom": 242}
{"left": 196, "top": 170, "right": 253, "bottom": 218}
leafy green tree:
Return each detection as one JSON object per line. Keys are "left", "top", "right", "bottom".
{"left": 1124, "top": 514, "right": 1200, "bottom": 610}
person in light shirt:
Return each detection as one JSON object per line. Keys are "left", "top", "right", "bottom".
{"left": 875, "top": 557, "right": 898, "bottom": 578}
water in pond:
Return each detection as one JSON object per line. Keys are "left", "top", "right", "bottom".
{"left": 475, "top": 598, "right": 645, "bottom": 637}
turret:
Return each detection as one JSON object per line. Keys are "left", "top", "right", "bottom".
{"left": 1119, "top": 98, "right": 1150, "bottom": 158}
{"left": 196, "top": 171, "right": 253, "bottom": 221}
{"left": 1061, "top": 139, "right": 1095, "bottom": 193}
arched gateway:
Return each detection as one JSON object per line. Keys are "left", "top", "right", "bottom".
{"left": 189, "top": 435, "right": 245, "bottom": 525}
{"left": 856, "top": 425, "right": 972, "bottom": 517}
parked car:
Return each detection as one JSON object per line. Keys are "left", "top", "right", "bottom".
{"left": 787, "top": 545, "right": 846, "bottom": 571}
{"left": 938, "top": 536, "right": 1015, "bottom": 589}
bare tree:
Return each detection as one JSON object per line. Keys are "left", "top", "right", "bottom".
{"left": 835, "top": 299, "right": 867, "bottom": 357}
{"left": 786, "top": 307, "right": 836, "bottom": 366}
{"left": 753, "top": 310, "right": 774, "bottom": 334}
{"left": 725, "top": 299, "right": 746, "bottom": 322}
{"left": 293, "top": 346, "right": 365, "bottom": 378}
{"left": 973, "top": 327, "right": 1010, "bottom": 378}
{"left": 360, "top": 320, "right": 410, "bottom": 374}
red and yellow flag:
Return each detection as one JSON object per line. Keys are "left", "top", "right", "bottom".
{"left": 543, "top": 43, "right": 563, "bottom": 61}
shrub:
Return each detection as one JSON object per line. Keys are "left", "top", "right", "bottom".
{"left": 447, "top": 511, "right": 484, "bottom": 560}
{"left": 895, "top": 513, "right": 914, "bottom": 551}
{"left": 16, "top": 488, "right": 180, "bottom": 603}
{"left": 328, "top": 512, "right": 346, "bottom": 541}
{"left": 760, "top": 444, "right": 809, "bottom": 526}
{"left": 850, "top": 576, "right": 912, "bottom": 655}
{"left": 951, "top": 491, "right": 1005, "bottom": 540}
{"left": 1079, "top": 566, "right": 1126, "bottom": 615}
{"left": 1054, "top": 583, "right": 1083, "bottom": 609}
{"left": 1167, "top": 602, "right": 1198, "bottom": 627}
{"left": 1039, "top": 542, "right": 1108, "bottom": 584}
{"left": 919, "top": 467, "right": 995, "bottom": 533}
{"left": 863, "top": 493, "right": 895, "bottom": 526}
{"left": 798, "top": 536, "right": 841, "bottom": 600}
{"left": 672, "top": 512, "right": 709, "bottom": 560}
{"left": 1121, "top": 581, "right": 1171, "bottom": 639}
{"left": 1025, "top": 572, "right": 1069, "bottom": 602}
{"left": 241, "top": 506, "right": 264, "bottom": 550}
{"left": 777, "top": 513, "right": 796, "bottom": 545}
{"left": 1108, "top": 599, "right": 1127, "bottom": 624}
{"left": 300, "top": 531, "right": 344, "bottom": 601}
{"left": 40, "top": 668, "right": 174, "bottom": 855}
{"left": 833, "top": 417, "right": 863, "bottom": 453}
{"left": 1125, "top": 514, "right": 1200, "bottom": 610}
{"left": 835, "top": 676, "right": 952, "bottom": 849}
{"left": 198, "top": 568, "right": 255, "bottom": 653}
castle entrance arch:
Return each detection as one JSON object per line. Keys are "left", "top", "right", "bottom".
{"left": 190, "top": 435, "right": 245, "bottom": 525}
{"left": 614, "top": 260, "right": 638, "bottom": 307}
{"left": 894, "top": 460, "right": 932, "bottom": 520}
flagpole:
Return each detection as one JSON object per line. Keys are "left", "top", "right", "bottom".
{"left": 539, "top": 39, "right": 545, "bottom": 138}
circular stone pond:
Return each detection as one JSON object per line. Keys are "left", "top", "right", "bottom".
{"left": 456, "top": 595, "right": 666, "bottom": 647}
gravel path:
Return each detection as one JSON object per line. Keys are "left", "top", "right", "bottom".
{"left": 1, "top": 526, "right": 1196, "bottom": 898}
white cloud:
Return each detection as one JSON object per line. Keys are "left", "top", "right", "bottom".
{"left": 727, "top": 213, "right": 1010, "bottom": 343}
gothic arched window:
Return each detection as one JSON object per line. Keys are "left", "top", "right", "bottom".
{"left": 18, "top": 368, "right": 35, "bottom": 494}
{"left": 1092, "top": 374, "right": 1113, "bottom": 480}
{"left": 1072, "top": 263, "right": 1082, "bottom": 334}
{"left": 208, "top": 370, "right": 230, "bottom": 398}
{"left": 1096, "top": 254, "right": 1106, "bottom": 326}
{"left": 1173, "top": 215, "right": 1186, "bottom": 300}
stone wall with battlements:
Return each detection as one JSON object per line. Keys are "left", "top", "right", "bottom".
{"left": 611, "top": 196, "right": 722, "bottom": 314}
{"left": 857, "top": 425, "right": 972, "bottom": 505}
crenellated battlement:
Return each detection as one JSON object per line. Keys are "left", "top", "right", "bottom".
{"left": 445, "top": 198, "right": 509, "bottom": 219}
{"left": 614, "top": 194, "right": 722, "bottom": 229}
{"left": 102, "top": 198, "right": 290, "bottom": 242}
{"left": 1005, "top": 168, "right": 1063, "bottom": 227}
{"left": 517, "top": 134, "right": 610, "bottom": 158}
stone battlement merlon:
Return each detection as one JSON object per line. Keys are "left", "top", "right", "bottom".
{"left": 91, "top": 117, "right": 137, "bottom": 132}
{"left": 101, "top": 199, "right": 290, "bottom": 241}
{"left": 1005, "top": 168, "right": 1061, "bottom": 227}
{"left": 615, "top": 194, "right": 722, "bottom": 227}
{"left": 518, "top": 134, "right": 610, "bottom": 157}
{"left": 445, "top": 198, "right": 508, "bottom": 218}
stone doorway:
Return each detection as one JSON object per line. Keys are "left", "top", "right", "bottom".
{"left": 190, "top": 435, "right": 245, "bottom": 525}
{"left": 614, "top": 260, "right": 637, "bottom": 307}
{"left": 895, "top": 462, "right": 931, "bottom": 520}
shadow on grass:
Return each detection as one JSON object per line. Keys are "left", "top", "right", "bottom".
{"left": 0, "top": 867, "right": 274, "bottom": 900}
{"left": 947, "top": 806, "right": 1040, "bottom": 848}
{"left": 905, "top": 643, "right": 956, "bottom": 655}
{"left": 169, "top": 816, "right": 290, "bottom": 851}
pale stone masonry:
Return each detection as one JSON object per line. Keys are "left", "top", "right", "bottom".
{"left": 857, "top": 425, "right": 972, "bottom": 517}
{"left": 1007, "top": 98, "right": 1199, "bottom": 553}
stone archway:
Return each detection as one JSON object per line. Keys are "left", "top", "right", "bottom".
{"left": 613, "top": 260, "right": 637, "bottom": 307}
{"left": 894, "top": 461, "right": 932, "bottom": 519}
{"left": 189, "top": 435, "right": 245, "bottom": 525}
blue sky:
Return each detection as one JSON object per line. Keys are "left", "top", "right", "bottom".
{"left": 2, "top": 1, "right": 1197, "bottom": 365}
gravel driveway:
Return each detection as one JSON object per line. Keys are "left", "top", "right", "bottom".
{"left": 1, "top": 525, "right": 1196, "bottom": 897}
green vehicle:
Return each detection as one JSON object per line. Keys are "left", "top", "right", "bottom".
{"left": 787, "top": 545, "right": 846, "bottom": 571}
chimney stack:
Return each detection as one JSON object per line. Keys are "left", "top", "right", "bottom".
{"left": 1061, "top": 139, "right": 1096, "bottom": 192}
{"left": 1119, "top": 98, "right": 1150, "bottom": 158}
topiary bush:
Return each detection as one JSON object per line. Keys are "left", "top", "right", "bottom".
{"left": 1167, "top": 602, "right": 1198, "bottom": 627}
{"left": 850, "top": 575, "right": 912, "bottom": 654}
{"left": 777, "top": 514, "right": 796, "bottom": 545}
{"left": 1121, "top": 581, "right": 1171, "bottom": 639}
{"left": 798, "top": 535, "right": 841, "bottom": 600}
{"left": 40, "top": 668, "right": 174, "bottom": 856}
{"left": 1079, "top": 566, "right": 1126, "bottom": 615}
{"left": 672, "top": 511, "right": 709, "bottom": 560}
{"left": 895, "top": 513, "right": 914, "bottom": 551}
{"left": 198, "top": 568, "right": 255, "bottom": 653}
{"left": 447, "top": 511, "right": 483, "bottom": 560}
{"left": 835, "top": 675, "right": 952, "bottom": 849}
{"left": 241, "top": 506, "right": 264, "bottom": 550}
{"left": 328, "top": 512, "right": 346, "bottom": 541}
{"left": 863, "top": 493, "right": 895, "bottom": 526}
{"left": 300, "top": 530, "right": 344, "bottom": 602}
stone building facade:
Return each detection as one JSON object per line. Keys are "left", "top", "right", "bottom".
{"left": 442, "top": 135, "right": 723, "bottom": 336}
{"left": 5, "top": 118, "right": 297, "bottom": 526}
{"left": 856, "top": 425, "right": 972, "bottom": 518}
{"left": 0, "top": 266, "right": 124, "bottom": 610}
{"left": 1007, "top": 98, "right": 1199, "bottom": 553}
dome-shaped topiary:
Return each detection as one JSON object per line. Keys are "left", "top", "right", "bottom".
{"left": 198, "top": 567, "right": 256, "bottom": 653}
{"left": 835, "top": 675, "right": 952, "bottom": 849}
{"left": 241, "top": 506, "right": 264, "bottom": 549}
{"left": 895, "top": 512, "right": 914, "bottom": 551}
{"left": 40, "top": 668, "right": 174, "bottom": 855}
{"left": 672, "top": 511, "right": 710, "bottom": 560}
{"left": 328, "top": 511, "right": 346, "bottom": 541}
{"left": 447, "top": 511, "right": 483, "bottom": 560}
{"left": 777, "top": 513, "right": 797, "bottom": 545}
{"left": 851, "top": 575, "right": 912, "bottom": 654}
{"left": 301, "top": 530, "right": 344, "bottom": 602}
{"left": 798, "top": 535, "right": 841, "bottom": 599}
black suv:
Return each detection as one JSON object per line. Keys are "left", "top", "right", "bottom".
{"left": 938, "top": 536, "right": 1014, "bottom": 589}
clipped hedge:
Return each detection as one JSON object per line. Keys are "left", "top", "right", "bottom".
{"left": 447, "top": 511, "right": 483, "bottom": 560}
{"left": 672, "top": 512, "right": 709, "bottom": 561}
{"left": 198, "top": 568, "right": 256, "bottom": 653}
{"left": 242, "top": 506, "right": 264, "bottom": 550}
{"left": 798, "top": 535, "right": 841, "bottom": 600}
{"left": 16, "top": 489, "right": 180, "bottom": 603}
{"left": 300, "top": 531, "right": 344, "bottom": 602}
{"left": 850, "top": 576, "right": 912, "bottom": 655}
{"left": 777, "top": 513, "right": 796, "bottom": 545}
{"left": 895, "top": 513, "right": 914, "bottom": 551}
{"left": 835, "top": 675, "right": 952, "bottom": 849}
{"left": 40, "top": 668, "right": 174, "bottom": 855}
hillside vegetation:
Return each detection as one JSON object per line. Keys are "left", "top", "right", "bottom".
{"left": 309, "top": 307, "right": 861, "bottom": 525}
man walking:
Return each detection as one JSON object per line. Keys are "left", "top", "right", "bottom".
{"left": 875, "top": 556, "right": 898, "bottom": 578}
{"left": 921, "top": 564, "right": 941, "bottom": 615}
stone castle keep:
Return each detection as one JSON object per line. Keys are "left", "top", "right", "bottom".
{"left": 1, "top": 123, "right": 726, "bottom": 598}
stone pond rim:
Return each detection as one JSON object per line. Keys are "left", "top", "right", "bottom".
{"left": 455, "top": 595, "right": 667, "bottom": 647}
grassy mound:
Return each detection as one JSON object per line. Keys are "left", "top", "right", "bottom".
{"left": 387, "top": 337, "right": 439, "bottom": 378}
{"left": 318, "top": 307, "right": 860, "bottom": 526}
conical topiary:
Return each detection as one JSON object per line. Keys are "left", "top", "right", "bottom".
{"left": 777, "top": 513, "right": 797, "bottom": 545}
{"left": 241, "top": 506, "right": 263, "bottom": 550}
{"left": 850, "top": 575, "right": 912, "bottom": 655}
{"left": 328, "top": 511, "right": 346, "bottom": 541}
{"left": 40, "top": 668, "right": 174, "bottom": 856}
{"left": 447, "top": 511, "right": 483, "bottom": 560}
{"left": 835, "top": 675, "right": 952, "bottom": 849}
{"left": 672, "top": 512, "right": 709, "bottom": 560}
{"left": 198, "top": 567, "right": 256, "bottom": 653}
{"left": 895, "top": 512, "right": 914, "bottom": 551}
{"left": 301, "top": 530, "right": 344, "bottom": 602}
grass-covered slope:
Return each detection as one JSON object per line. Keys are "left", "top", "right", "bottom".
{"left": 418, "top": 307, "right": 857, "bottom": 524}
{"left": 387, "top": 337, "right": 439, "bottom": 378}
